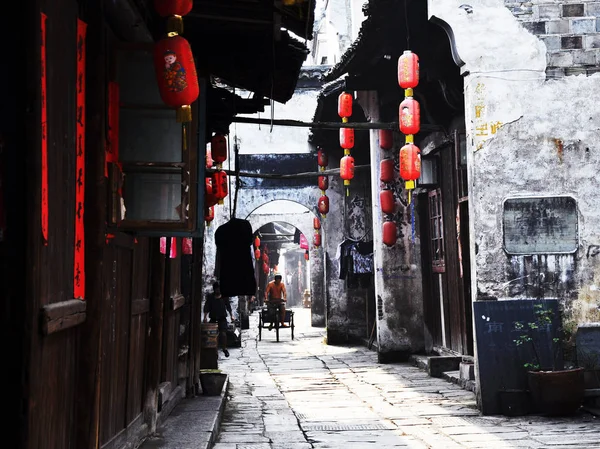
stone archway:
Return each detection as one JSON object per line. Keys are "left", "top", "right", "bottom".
{"left": 247, "top": 200, "right": 326, "bottom": 327}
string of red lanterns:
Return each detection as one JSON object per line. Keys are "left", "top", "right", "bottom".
{"left": 338, "top": 92, "right": 355, "bottom": 196}
{"left": 313, "top": 217, "right": 321, "bottom": 247}
{"left": 317, "top": 147, "right": 329, "bottom": 218}
{"left": 398, "top": 50, "right": 422, "bottom": 205}
{"left": 379, "top": 115, "right": 397, "bottom": 246}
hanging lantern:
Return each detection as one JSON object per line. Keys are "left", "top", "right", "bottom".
{"left": 398, "top": 50, "right": 420, "bottom": 89}
{"left": 313, "top": 233, "right": 322, "bottom": 247}
{"left": 318, "top": 175, "right": 328, "bottom": 192}
{"left": 317, "top": 147, "right": 328, "bottom": 170}
{"left": 304, "top": 251, "right": 309, "bottom": 261}
{"left": 340, "top": 155, "right": 355, "bottom": 186}
{"left": 380, "top": 189, "right": 395, "bottom": 215}
{"left": 380, "top": 159, "right": 395, "bottom": 183}
{"left": 154, "top": 0, "right": 193, "bottom": 34}
{"left": 399, "top": 97, "right": 421, "bottom": 135}
{"left": 254, "top": 248, "right": 260, "bottom": 260}
{"left": 313, "top": 217, "right": 321, "bottom": 230}
{"left": 211, "top": 170, "right": 228, "bottom": 205}
{"left": 340, "top": 127, "right": 355, "bottom": 150}
{"left": 262, "top": 252, "right": 269, "bottom": 263}
{"left": 153, "top": 35, "right": 199, "bottom": 123}
{"left": 211, "top": 134, "right": 227, "bottom": 167}
{"left": 318, "top": 195, "right": 329, "bottom": 216}
{"left": 205, "top": 178, "right": 218, "bottom": 208}
{"left": 254, "top": 236, "right": 260, "bottom": 248}
{"left": 379, "top": 129, "right": 393, "bottom": 150}
{"left": 262, "top": 262, "right": 269, "bottom": 274}
{"left": 383, "top": 221, "right": 397, "bottom": 247}
{"left": 204, "top": 205, "right": 214, "bottom": 224}
{"left": 337, "top": 92, "right": 353, "bottom": 121}
{"left": 400, "top": 142, "right": 421, "bottom": 202}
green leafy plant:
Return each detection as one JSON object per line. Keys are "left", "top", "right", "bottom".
{"left": 513, "top": 304, "right": 566, "bottom": 372}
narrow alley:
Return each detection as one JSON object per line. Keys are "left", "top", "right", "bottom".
{"left": 148, "top": 308, "right": 599, "bottom": 449}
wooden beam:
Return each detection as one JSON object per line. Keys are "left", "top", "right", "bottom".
{"left": 41, "top": 300, "right": 87, "bottom": 335}
{"left": 205, "top": 164, "right": 370, "bottom": 180}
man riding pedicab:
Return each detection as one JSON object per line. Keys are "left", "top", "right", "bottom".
{"left": 264, "top": 272, "right": 287, "bottom": 330}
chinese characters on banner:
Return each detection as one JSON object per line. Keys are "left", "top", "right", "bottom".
{"left": 74, "top": 19, "right": 87, "bottom": 300}
{"left": 105, "top": 82, "right": 120, "bottom": 177}
{"left": 41, "top": 13, "right": 48, "bottom": 245}
{"left": 472, "top": 82, "right": 503, "bottom": 151}
{"left": 160, "top": 237, "right": 178, "bottom": 258}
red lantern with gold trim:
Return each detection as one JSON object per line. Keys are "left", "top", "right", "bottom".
{"left": 340, "top": 155, "right": 355, "bottom": 186}
{"left": 204, "top": 206, "right": 214, "bottom": 225}
{"left": 399, "top": 97, "right": 421, "bottom": 135}
{"left": 380, "top": 159, "right": 394, "bottom": 183}
{"left": 211, "top": 170, "right": 228, "bottom": 205}
{"left": 262, "top": 262, "right": 269, "bottom": 274}
{"left": 313, "top": 233, "right": 321, "bottom": 247}
{"left": 211, "top": 134, "right": 227, "bottom": 167}
{"left": 379, "top": 129, "right": 393, "bottom": 150}
{"left": 254, "top": 236, "right": 260, "bottom": 248}
{"left": 383, "top": 221, "right": 397, "bottom": 247}
{"left": 262, "top": 252, "right": 269, "bottom": 264}
{"left": 318, "top": 175, "right": 328, "bottom": 191}
{"left": 398, "top": 50, "right": 420, "bottom": 89}
{"left": 254, "top": 248, "right": 261, "bottom": 260}
{"left": 317, "top": 147, "right": 328, "bottom": 169}
{"left": 313, "top": 217, "right": 321, "bottom": 230}
{"left": 205, "top": 178, "right": 218, "bottom": 208}
{"left": 318, "top": 195, "right": 329, "bottom": 216}
{"left": 154, "top": 0, "right": 193, "bottom": 34}
{"left": 304, "top": 251, "right": 309, "bottom": 261}
{"left": 340, "top": 128, "right": 355, "bottom": 150}
{"left": 338, "top": 92, "right": 353, "bottom": 120}
{"left": 380, "top": 189, "right": 395, "bottom": 215}
{"left": 399, "top": 142, "right": 421, "bottom": 193}
{"left": 153, "top": 35, "right": 199, "bottom": 122}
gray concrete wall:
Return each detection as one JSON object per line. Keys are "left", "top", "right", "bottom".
{"left": 359, "top": 91, "right": 425, "bottom": 362}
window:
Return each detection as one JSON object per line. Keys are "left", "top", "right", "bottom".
{"left": 429, "top": 189, "right": 445, "bottom": 272}
{"left": 108, "top": 45, "right": 205, "bottom": 235}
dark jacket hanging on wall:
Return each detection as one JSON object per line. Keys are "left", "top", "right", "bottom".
{"left": 215, "top": 218, "right": 257, "bottom": 297}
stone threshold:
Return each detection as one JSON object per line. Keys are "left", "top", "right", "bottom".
{"left": 409, "top": 354, "right": 477, "bottom": 395}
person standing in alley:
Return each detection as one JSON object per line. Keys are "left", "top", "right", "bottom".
{"left": 265, "top": 272, "right": 287, "bottom": 329}
{"left": 203, "top": 281, "right": 234, "bottom": 357}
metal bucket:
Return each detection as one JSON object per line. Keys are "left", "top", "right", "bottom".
{"left": 201, "top": 323, "right": 219, "bottom": 348}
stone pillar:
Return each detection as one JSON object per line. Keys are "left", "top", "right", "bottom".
{"left": 310, "top": 244, "right": 326, "bottom": 326}
{"left": 359, "top": 91, "right": 425, "bottom": 362}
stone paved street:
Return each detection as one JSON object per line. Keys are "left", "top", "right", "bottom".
{"left": 212, "top": 308, "right": 599, "bottom": 449}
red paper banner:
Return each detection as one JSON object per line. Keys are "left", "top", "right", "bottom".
{"left": 160, "top": 237, "right": 178, "bottom": 258}
{"left": 41, "top": 13, "right": 48, "bottom": 245}
{"left": 299, "top": 233, "right": 308, "bottom": 250}
{"left": 182, "top": 237, "right": 193, "bottom": 255}
{"left": 74, "top": 19, "right": 87, "bottom": 300}
{"left": 105, "top": 81, "right": 119, "bottom": 177}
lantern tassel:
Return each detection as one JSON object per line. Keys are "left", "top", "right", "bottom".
{"left": 166, "top": 15, "right": 184, "bottom": 35}
{"left": 176, "top": 105, "right": 192, "bottom": 123}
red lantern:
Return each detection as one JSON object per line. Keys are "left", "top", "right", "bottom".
{"left": 314, "top": 233, "right": 322, "bottom": 247}
{"left": 380, "top": 189, "right": 395, "bottom": 215}
{"left": 399, "top": 143, "right": 422, "bottom": 190}
{"left": 340, "top": 155, "right": 355, "bottom": 186}
{"left": 340, "top": 128, "right": 355, "bottom": 150}
{"left": 262, "top": 262, "right": 269, "bottom": 274}
{"left": 154, "top": 0, "right": 193, "bottom": 17}
{"left": 254, "top": 249, "right": 261, "bottom": 260}
{"left": 338, "top": 92, "right": 353, "bottom": 120}
{"left": 314, "top": 217, "right": 321, "bottom": 230}
{"left": 379, "top": 129, "right": 393, "bottom": 150}
{"left": 205, "top": 178, "right": 218, "bottom": 207}
{"left": 254, "top": 236, "right": 260, "bottom": 248}
{"left": 318, "top": 175, "right": 328, "bottom": 191}
{"left": 153, "top": 35, "right": 199, "bottom": 122}
{"left": 399, "top": 97, "right": 421, "bottom": 135}
{"left": 318, "top": 195, "right": 329, "bottom": 216}
{"left": 317, "top": 147, "right": 328, "bottom": 169}
{"left": 204, "top": 206, "right": 214, "bottom": 224}
{"left": 211, "top": 171, "right": 228, "bottom": 204}
{"left": 262, "top": 252, "right": 269, "bottom": 263}
{"left": 211, "top": 134, "right": 227, "bottom": 166}
{"left": 380, "top": 159, "right": 394, "bottom": 183}
{"left": 154, "top": 0, "right": 193, "bottom": 34}
{"left": 398, "top": 50, "right": 420, "bottom": 89}
{"left": 304, "top": 251, "right": 309, "bottom": 261}
{"left": 383, "top": 221, "right": 397, "bottom": 247}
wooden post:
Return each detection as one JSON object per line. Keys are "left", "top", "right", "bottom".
{"left": 76, "top": 1, "right": 107, "bottom": 447}
{"left": 144, "top": 238, "right": 166, "bottom": 433}
{"left": 188, "top": 237, "right": 205, "bottom": 394}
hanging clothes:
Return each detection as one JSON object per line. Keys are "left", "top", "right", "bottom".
{"left": 336, "top": 239, "right": 374, "bottom": 288}
{"left": 215, "top": 218, "right": 257, "bottom": 297}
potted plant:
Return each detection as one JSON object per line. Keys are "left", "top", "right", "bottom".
{"left": 513, "top": 304, "right": 584, "bottom": 416}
